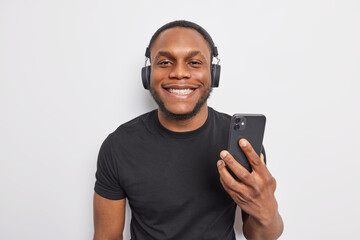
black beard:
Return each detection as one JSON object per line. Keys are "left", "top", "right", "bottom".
{"left": 150, "top": 87, "right": 212, "bottom": 120}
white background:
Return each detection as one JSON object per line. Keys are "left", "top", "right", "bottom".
{"left": 1, "top": 0, "right": 359, "bottom": 239}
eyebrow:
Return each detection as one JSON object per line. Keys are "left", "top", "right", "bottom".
{"left": 154, "top": 50, "right": 206, "bottom": 60}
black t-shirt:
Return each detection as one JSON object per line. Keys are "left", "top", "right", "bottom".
{"left": 95, "top": 107, "right": 237, "bottom": 240}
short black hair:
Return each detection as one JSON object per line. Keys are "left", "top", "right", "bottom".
{"left": 146, "top": 20, "right": 218, "bottom": 60}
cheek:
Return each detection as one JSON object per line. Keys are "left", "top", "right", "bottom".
{"left": 150, "top": 69, "right": 166, "bottom": 86}
{"left": 192, "top": 70, "right": 212, "bottom": 86}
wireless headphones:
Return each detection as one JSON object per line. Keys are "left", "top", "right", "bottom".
{"left": 141, "top": 46, "right": 221, "bottom": 90}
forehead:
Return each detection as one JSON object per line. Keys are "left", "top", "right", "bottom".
{"left": 150, "top": 27, "right": 211, "bottom": 58}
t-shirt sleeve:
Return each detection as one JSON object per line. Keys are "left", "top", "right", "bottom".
{"left": 94, "top": 135, "right": 126, "bottom": 200}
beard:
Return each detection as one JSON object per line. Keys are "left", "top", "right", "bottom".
{"left": 150, "top": 86, "right": 212, "bottom": 120}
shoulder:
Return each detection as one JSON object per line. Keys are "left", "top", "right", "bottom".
{"left": 209, "top": 107, "right": 231, "bottom": 129}
{"left": 210, "top": 107, "right": 231, "bottom": 122}
{"left": 98, "top": 109, "right": 157, "bottom": 156}
{"left": 99, "top": 110, "right": 157, "bottom": 150}
{"left": 111, "top": 110, "right": 157, "bottom": 138}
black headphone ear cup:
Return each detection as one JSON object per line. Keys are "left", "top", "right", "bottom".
{"left": 211, "top": 64, "right": 221, "bottom": 88}
{"left": 141, "top": 66, "right": 151, "bottom": 90}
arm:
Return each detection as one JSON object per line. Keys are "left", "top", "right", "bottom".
{"left": 242, "top": 210, "right": 283, "bottom": 240}
{"left": 93, "top": 193, "right": 126, "bottom": 240}
{"left": 217, "top": 139, "right": 283, "bottom": 240}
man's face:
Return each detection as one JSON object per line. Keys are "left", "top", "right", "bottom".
{"left": 149, "top": 27, "right": 212, "bottom": 119}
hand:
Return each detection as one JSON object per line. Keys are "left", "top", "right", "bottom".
{"left": 217, "top": 138, "right": 278, "bottom": 226}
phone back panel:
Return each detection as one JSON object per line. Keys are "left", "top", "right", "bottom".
{"left": 227, "top": 114, "right": 266, "bottom": 173}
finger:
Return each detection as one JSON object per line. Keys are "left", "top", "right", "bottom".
{"left": 219, "top": 151, "right": 252, "bottom": 184}
{"left": 219, "top": 175, "right": 232, "bottom": 193}
{"left": 260, "top": 153, "right": 270, "bottom": 171}
{"left": 217, "top": 160, "right": 241, "bottom": 192}
{"left": 260, "top": 153, "right": 265, "bottom": 164}
{"left": 218, "top": 160, "right": 240, "bottom": 190}
{"left": 217, "top": 159, "right": 250, "bottom": 191}
{"left": 238, "top": 138, "right": 264, "bottom": 172}
{"left": 220, "top": 177, "right": 249, "bottom": 205}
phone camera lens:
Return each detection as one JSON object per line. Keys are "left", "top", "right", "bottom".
{"left": 234, "top": 124, "right": 240, "bottom": 130}
{"left": 235, "top": 118, "right": 241, "bottom": 123}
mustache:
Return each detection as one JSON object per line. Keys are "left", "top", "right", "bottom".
{"left": 149, "top": 87, "right": 212, "bottom": 120}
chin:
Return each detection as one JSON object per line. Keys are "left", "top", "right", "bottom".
{"left": 150, "top": 86, "right": 211, "bottom": 120}
{"left": 165, "top": 105, "right": 196, "bottom": 115}
{"left": 158, "top": 101, "right": 207, "bottom": 120}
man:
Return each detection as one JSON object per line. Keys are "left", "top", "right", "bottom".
{"left": 93, "top": 20, "right": 283, "bottom": 240}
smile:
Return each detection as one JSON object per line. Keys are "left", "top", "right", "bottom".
{"left": 167, "top": 88, "right": 195, "bottom": 95}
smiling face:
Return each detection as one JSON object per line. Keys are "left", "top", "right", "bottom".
{"left": 149, "top": 27, "right": 212, "bottom": 120}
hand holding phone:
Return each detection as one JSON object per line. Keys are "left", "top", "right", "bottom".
{"left": 227, "top": 114, "right": 266, "bottom": 173}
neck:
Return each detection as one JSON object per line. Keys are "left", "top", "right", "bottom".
{"left": 157, "top": 104, "right": 209, "bottom": 132}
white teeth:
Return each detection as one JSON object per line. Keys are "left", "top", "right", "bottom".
{"left": 168, "top": 88, "right": 194, "bottom": 95}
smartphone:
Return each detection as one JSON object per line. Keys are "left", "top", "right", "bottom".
{"left": 227, "top": 114, "right": 266, "bottom": 173}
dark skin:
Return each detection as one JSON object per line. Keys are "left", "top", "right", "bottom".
{"left": 93, "top": 27, "right": 283, "bottom": 240}
{"left": 93, "top": 193, "right": 125, "bottom": 240}
{"left": 149, "top": 27, "right": 212, "bottom": 132}
{"left": 218, "top": 138, "right": 284, "bottom": 239}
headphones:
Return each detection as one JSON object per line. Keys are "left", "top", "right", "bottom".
{"left": 141, "top": 46, "right": 221, "bottom": 90}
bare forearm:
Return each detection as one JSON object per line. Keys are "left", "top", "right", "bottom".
{"left": 243, "top": 212, "right": 283, "bottom": 240}
{"left": 93, "top": 234, "right": 123, "bottom": 240}
{"left": 93, "top": 194, "right": 126, "bottom": 240}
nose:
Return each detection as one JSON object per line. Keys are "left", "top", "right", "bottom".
{"left": 169, "top": 62, "right": 191, "bottom": 79}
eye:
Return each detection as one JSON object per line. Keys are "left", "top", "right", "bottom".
{"left": 188, "top": 60, "right": 202, "bottom": 67}
{"left": 157, "top": 60, "right": 172, "bottom": 67}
